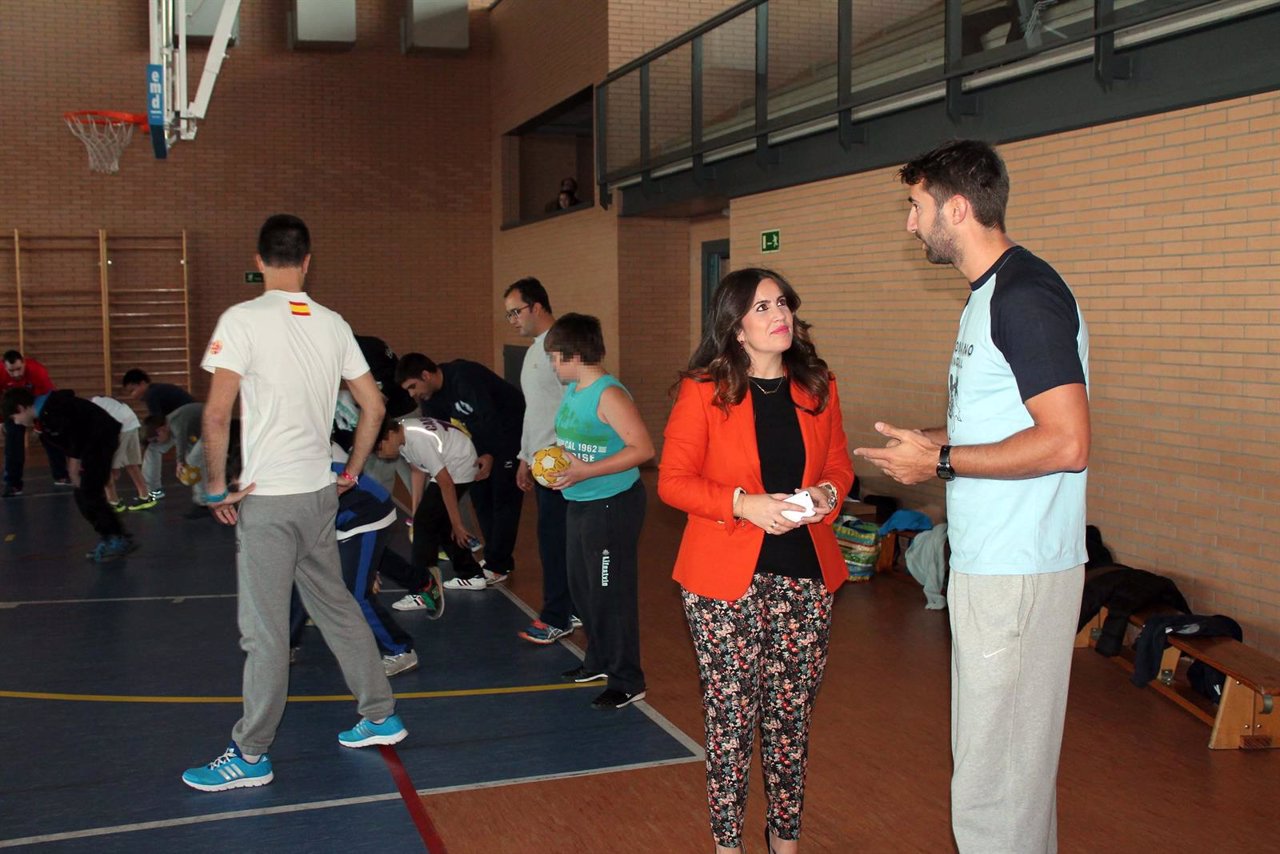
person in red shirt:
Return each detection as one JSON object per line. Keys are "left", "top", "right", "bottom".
{"left": 2, "top": 350, "right": 72, "bottom": 496}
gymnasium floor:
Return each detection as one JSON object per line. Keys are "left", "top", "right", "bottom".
{"left": 2, "top": 468, "right": 1276, "bottom": 853}
{"left": 0, "top": 470, "right": 699, "bottom": 852}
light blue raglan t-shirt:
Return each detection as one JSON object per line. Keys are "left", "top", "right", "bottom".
{"left": 946, "top": 246, "right": 1090, "bottom": 576}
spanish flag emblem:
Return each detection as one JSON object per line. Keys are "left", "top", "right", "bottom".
{"left": 289, "top": 301, "right": 311, "bottom": 317}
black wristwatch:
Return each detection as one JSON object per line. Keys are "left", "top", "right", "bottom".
{"left": 936, "top": 445, "right": 955, "bottom": 481}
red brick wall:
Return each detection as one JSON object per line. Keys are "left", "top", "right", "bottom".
{"left": 730, "top": 92, "right": 1280, "bottom": 655}
{"left": 0, "top": 1, "right": 493, "bottom": 398}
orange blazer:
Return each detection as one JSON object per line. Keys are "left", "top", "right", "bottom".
{"left": 658, "top": 375, "right": 855, "bottom": 601}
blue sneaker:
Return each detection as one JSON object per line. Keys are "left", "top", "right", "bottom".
{"left": 181, "top": 743, "right": 274, "bottom": 792}
{"left": 338, "top": 713, "right": 407, "bottom": 748}
{"left": 86, "top": 535, "right": 138, "bottom": 562}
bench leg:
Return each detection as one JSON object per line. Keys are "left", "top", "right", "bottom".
{"left": 1209, "top": 679, "right": 1277, "bottom": 750}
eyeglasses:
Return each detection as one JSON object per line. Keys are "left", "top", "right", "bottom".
{"left": 504, "top": 304, "right": 532, "bottom": 320}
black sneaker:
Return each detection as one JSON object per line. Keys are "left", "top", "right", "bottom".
{"left": 1, "top": 485, "right": 22, "bottom": 498}
{"left": 591, "top": 688, "right": 646, "bottom": 710}
{"left": 560, "top": 666, "right": 607, "bottom": 683}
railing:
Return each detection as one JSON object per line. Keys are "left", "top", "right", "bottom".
{"left": 596, "top": 0, "right": 1269, "bottom": 194}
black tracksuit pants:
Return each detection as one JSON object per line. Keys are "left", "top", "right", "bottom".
{"left": 74, "top": 422, "right": 125, "bottom": 540}
{"left": 470, "top": 454, "right": 522, "bottom": 575}
{"left": 379, "top": 480, "right": 480, "bottom": 587}
{"left": 566, "top": 480, "right": 646, "bottom": 695}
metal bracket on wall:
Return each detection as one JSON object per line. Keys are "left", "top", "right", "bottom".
{"left": 838, "top": 112, "right": 867, "bottom": 151}
{"left": 692, "top": 154, "right": 716, "bottom": 187}
{"left": 755, "top": 135, "right": 780, "bottom": 170}
{"left": 640, "top": 170, "right": 662, "bottom": 199}
{"left": 1094, "top": 34, "right": 1132, "bottom": 88}
{"left": 946, "top": 78, "right": 979, "bottom": 123}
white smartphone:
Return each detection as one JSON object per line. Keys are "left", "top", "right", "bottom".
{"left": 781, "top": 490, "right": 816, "bottom": 522}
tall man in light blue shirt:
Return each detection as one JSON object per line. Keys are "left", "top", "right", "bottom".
{"left": 856, "top": 140, "right": 1089, "bottom": 854}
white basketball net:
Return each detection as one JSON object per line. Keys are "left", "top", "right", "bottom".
{"left": 64, "top": 112, "right": 142, "bottom": 174}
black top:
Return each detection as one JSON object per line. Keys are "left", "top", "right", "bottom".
{"left": 749, "top": 377, "right": 821, "bottom": 580}
{"left": 142, "top": 382, "right": 194, "bottom": 418}
{"left": 35, "top": 390, "right": 122, "bottom": 458}
{"left": 976, "top": 246, "right": 1085, "bottom": 402}
{"left": 419, "top": 360, "right": 526, "bottom": 458}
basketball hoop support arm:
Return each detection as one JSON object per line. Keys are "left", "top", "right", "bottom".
{"left": 183, "top": 0, "right": 241, "bottom": 132}
{"left": 149, "top": 0, "right": 241, "bottom": 143}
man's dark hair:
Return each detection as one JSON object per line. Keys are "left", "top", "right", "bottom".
{"left": 395, "top": 353, "right": 438, "bottom": 385}
{"left": 376, "top": 412, "right": 405, "bottom": 445}
{"left": 121, "top": 368, "right": 150, "bottom": 387}
{"left": 1, "top": 387, "right": 35, "bottom": 418}
{"left": 257, "top": 214, "right": 311, "bottom": 268}
{"left": 2, "top": 350, "right": 21, "bottom": 364}
{"left": 899, "top": 139, "right": 1009, "bottom": 231}
{"left": 544, "top": 313, "right": 605, "bottom": 365}
{"left": 504, "top": 277, "right": 552, "bottom": 314}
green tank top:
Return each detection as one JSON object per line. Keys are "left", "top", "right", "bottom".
{"left": 554, "top": 374, "right": 640, "bottom": 502}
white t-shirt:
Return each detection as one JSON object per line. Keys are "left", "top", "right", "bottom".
{"left": 91, "top": 395, "right": 141, "bottom": 432}
{"left": 201, "top": 289, "right": 370, "bottom": 496}
{"left": 400, "top": 416, "right": 477, "bottom": 484}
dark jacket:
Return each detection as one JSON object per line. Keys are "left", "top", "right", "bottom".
{"left": 35, "top": 390, "right": 122, "bottom": 459}
{"left": 420, "top": 360, "right": 525, "bottom": 459}
{"left": 1080, "top": 564, "right": 1190, "bottom": 656}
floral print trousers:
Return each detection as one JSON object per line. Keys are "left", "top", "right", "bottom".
{"left": 682, "top": 574, "right": 834, "bottom": 849}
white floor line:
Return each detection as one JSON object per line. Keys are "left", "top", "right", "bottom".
{"left": 494, "top": 585, "right": 706, "bottom": 758}
{"left": 0, "top": 593, "right": 239, "bottom": 608}
{"left": 0, "top": 751, "right": 704, "bottom": 849}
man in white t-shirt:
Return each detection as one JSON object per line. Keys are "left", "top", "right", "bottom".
{"left": 181, "top": 214, "right": 406, "bottom": 793}
{"left": 373, "top": 414, "right": 487, "bottom": 610}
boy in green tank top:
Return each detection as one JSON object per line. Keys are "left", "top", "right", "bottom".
{"left": 545, "top": 314, "right": 655, "bottom": 709}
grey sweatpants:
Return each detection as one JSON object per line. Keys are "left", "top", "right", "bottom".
{"left": 948, "top": 565, "right": 1084, "bottom": 854}
{"left": 231, "top": 487, "right": 395, "bottom": 754}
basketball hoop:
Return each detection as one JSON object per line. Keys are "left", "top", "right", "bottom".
{"left": 63, "top": 111, "right": 148, "bottom": 174}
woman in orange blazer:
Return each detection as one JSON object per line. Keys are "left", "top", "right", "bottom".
{"left": 659, "top": 268, "right": 854, "bottom": 854}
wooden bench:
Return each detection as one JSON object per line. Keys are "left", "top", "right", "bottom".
{"left": 1078, "top": 607, "right": 1280, "bottom": 750}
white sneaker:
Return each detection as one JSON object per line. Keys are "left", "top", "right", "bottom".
{"left": 442, "top": 576, "right": 487, "bottom": 591}
{"left": 382, "top": 649, "right": 419, "bottom": 677}
{"left": 483, "top": 568, "right": 508, "bottom": 586}
{"left": 570, "top": 614, "right": 583, "bottom": 629}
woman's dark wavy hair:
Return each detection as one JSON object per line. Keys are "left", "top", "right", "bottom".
{"left": 678, "top": 267, "right": 830, "bottom": 415}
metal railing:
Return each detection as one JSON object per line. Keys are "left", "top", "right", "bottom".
{"left": 596, "top": 0, "right": 1264, "bottom": 196}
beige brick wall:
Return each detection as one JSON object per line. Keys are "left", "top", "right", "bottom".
{"left": 729, "top": 92, "right": 1280, "bottom": 655}
{"left": 617, "top": 216, "right": 692, "bottom": 453}
{"left": 0, "top": 1, "right": 494, "bottom": 399}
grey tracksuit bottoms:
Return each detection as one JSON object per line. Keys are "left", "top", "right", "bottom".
{"left": 231, "top": 487, "right": 395, "bottom": 754}
{"left": 948, "top": 565, "right": 1084, "bottom": 854}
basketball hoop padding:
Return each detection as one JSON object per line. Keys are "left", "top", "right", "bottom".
{"left": 64, "top": 111, "right": 147, "bottom": 174}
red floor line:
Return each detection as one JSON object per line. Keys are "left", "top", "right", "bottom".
{"left": 378, "top": 744, "right": 447, "bottom": 854}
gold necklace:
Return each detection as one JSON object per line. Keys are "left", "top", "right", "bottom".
{"left": 750, "top": 376, "right": 786, "bottom": 395}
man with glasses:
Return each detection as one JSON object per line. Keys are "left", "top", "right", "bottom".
{"left": 503, "top": 278, "right": 577, "bottom": 645}
{"left": 395, "top": 350, "right": 525, "bottom": 590}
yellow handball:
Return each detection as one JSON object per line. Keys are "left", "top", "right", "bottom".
{"left": 177, "top": 463, "right": 202, "bottom": 486}
{"left": 531, "top": 446, "right": 572, "bottom": 488}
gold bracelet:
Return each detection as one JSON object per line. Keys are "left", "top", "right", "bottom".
{"left": 817, "top": 482, "right": 839, "bottom": 507}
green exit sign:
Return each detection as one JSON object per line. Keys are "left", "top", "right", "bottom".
{"left": 761, "top": 229, "right": 781, "bottom": 253}
{"left": 244, "top": 271, "right": 264, "bottom": 284}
